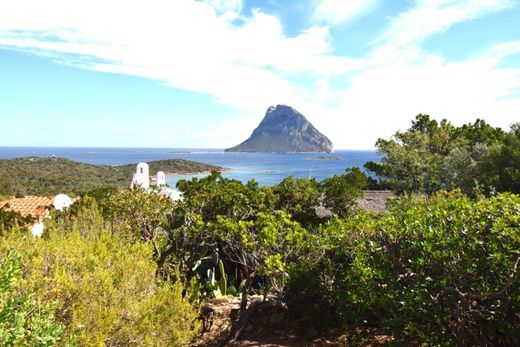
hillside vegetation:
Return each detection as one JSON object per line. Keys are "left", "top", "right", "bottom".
{"left": 2, "top": 170, "right": 518, "bottom": 346}
{"left": 0, "top": 157, "right": 222, "bottom": 196}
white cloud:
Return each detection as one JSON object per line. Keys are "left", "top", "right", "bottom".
{"left": 321, "top": 46, "right": 520, "bottom": 149}
{"left": 0, "top": 0, "right": 519, "bottom": 149}
{"left": 0, "top": 0, "right": 353, "bottom": 115}
{"left": 201, "top": 0, "right": 243, "bottom": 14}
{"left": 312, "top": 0, "right": 379, "bottom": 25}
{"left": 183, "top": 113, "right": 259, "bottom": 147}
{"left": 378, "top": 0, "right": 517, "bottom": 47}
{"left": 318, "top": 0, "right": 520, "bottom": 148}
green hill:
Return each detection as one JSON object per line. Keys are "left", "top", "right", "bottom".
{"left": 0, "top": 157, "right": 223, "bottom": 196}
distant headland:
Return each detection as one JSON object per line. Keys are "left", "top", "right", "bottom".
{"left": 0, "top": 157, "right": 225, "bottom": 196}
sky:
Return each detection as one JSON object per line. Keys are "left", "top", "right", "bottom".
{"left": 0, "top": 0, "right": 519, "bottom": 149}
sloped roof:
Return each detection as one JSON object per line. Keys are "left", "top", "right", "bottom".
{"left": 315, "top": 190, "right": 395, "bottom": 219}
{"left": 356, "top": 190, "right": 395, "bottom": 212}
{"left": 0, "top": 196, "right": 54, "bottom": 219}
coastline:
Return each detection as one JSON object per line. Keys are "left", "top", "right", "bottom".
{"left": 224, "top": 150, "right": 334, "bottom": 154}
{"left": 305, "top": 156, "right": 341, "bottom": 161}
{"left": 164, "top": 168, "right": 230, "bottom": 177}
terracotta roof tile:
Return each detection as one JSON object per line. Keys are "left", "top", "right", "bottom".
{"left": 0, "top": 196, "right": 54, "bottom": 219}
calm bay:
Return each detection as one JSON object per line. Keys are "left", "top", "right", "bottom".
{"left": 0, "top": 147, "right": 379, "bottom": 187}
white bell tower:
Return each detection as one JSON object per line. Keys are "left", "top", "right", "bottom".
{"left": 131, "top": 162, "right": 150, "bottom": 189}
{"left": 156, "top": 171, "right": 166, "bottom": 186}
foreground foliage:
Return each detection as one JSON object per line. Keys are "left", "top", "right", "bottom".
{"left": 0, "top": 250, "right": 65, "bottom": 346}
{"left": 74, "top": 173, "right": 518, "bottom": 345}
{"left": 287, "top": 191, "right": 520, "bottom": 345}
{"left": 1, "top": 154, "right": 518, "bottom": 346}
{"left": 0, "top": 202, "right": 201, "bottom": 346}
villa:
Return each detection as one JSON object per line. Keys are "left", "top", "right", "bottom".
{"left": 0, "top": 194, "right": 73, "bottom": 236}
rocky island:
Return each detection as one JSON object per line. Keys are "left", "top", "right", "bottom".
{"left": 225, "top": 105, "right": 333, "bottom": 153}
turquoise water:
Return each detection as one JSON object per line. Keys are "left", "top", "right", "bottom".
{"left": 0, "top": 147, "right": 379, "bottom": 186}
{"left": 164, "top": 150, "right": 379, "bottom": 186}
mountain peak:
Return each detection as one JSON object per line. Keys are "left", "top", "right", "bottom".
{"left": 265, "top": 104, "right": 301, "bottom": 118}
{"left": 225, "top": 105, "right": 333, "bottom": 153}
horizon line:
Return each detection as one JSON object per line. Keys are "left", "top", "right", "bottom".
{"left": 0, "top": 145, "right": 377, "bottom": 151}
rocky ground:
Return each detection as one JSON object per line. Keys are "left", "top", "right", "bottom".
{"left": 193, "top": 296, "right": 392, "bottom": 347}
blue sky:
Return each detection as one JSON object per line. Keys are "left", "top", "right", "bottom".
{"left": 0, "top": 0, "right": 519, "bottom": 149}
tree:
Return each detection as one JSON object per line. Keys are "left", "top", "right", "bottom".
{"left": 454, "top": 118, "right": 505, "bottom": 147}
{"left": 213, "top": 210, "right": 306, "bottom": 297}
{"left": 440, "top": 143, "right": 489, "bottom": 195}
{"left": 272, "top": 176, "right": 321, "bottom": 225}
{"left": 169, "top": 172, "right": 275, "bottom": 278}
{"left": 0, "top": 208, "right": 34, "bottom": 233}
{"left": 320, "top": 167, "right": 368, "bottom": 218}
{"left": 365, "top": 115, "right": 515, "bottom": 195}
{"left": 365, "top": 115, "right": 458, "bottom": 194}
{"left": 176, "top": 171, "right": 273, "bottom": 223}
{"left": 478, "top": 123, "right": 520, "bottom": 194}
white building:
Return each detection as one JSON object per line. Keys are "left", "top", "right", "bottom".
{"left": 0, "top": 194, "right": 73, "bottom": 237}
{"left": 130, "top": 162, "right": 150, "bottom": 190}
{"left": 130, "top": 163, "right": 182, "bottom": 201}
{"left": 156, "top": 171, "right": 166, "bottom": 186}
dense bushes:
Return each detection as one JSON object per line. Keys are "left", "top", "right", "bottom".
{"left": 71, "top": 174, "right": 519, "bottom": 345}
{"left": 1, "top": 162, "right": 518, "bottom": 346}
{"left": 0, "top": 208, "right": 34, "bottom": 233}
{"left": 0, "top": 250, "right": 65, "bottom": 346}
{"left": 173, "top": 173, "right": 520, "bottom": 345}
{"left": 286, "top": 191, "right": 520, "bottom": 345}
{"left": 0, "top": 202, "right": 201, "bottom": 346}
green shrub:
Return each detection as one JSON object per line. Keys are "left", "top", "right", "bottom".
{"left": 0, "top": 208, "right": 34, "bottom": 234}
{"left": 0, "top": 250, "right": 65, "bottom": 346}
{"left": 320, "top": 167, "right": 368, "bottom": 218}
{"left": 287, "top": 192, "right": 520, "bottom": 345}
{"left": 0, "top": 203, "right": 201, "bottom": 346}
{"left": 272, "top": 176, "right": 321, "bottom": 225}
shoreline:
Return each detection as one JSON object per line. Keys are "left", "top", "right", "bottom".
{"left": 164, "top": 168, "right": 231, "bottom": 177}
{"left": 305, "top": 156, "right": 342, "bottom": 161}
{"left": 224, "top": 150, "right": 335, "bottom": 154}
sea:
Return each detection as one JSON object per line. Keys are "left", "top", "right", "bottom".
{"left": 0, "top": 147, "right": 379, "bottom": 187}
